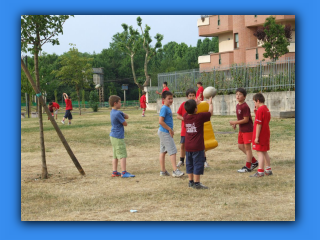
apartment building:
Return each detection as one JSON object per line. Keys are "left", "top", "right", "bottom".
{"left": 197, "top": 15, "right": 295, "bottom": 71}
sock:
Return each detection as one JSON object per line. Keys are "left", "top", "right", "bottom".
{"left": 265, "top": 166, "right": 271, "bottom": 171}
{"left": 142, "top": 110, "right": 145, "bottom": 115}
{"left": 180, "top": 157, "right": 185, "bottom": 163}
{"left": 189, "top": 180, "right": 194, "bottom": 184}
{"left": 246, "top": 162, "right": 252, "bottom": 168}
{"left": 258, "top": 169, "right": 264, "bottom": 173}
{"left": 122, "top": 171, "right": 126, "bottom": 175}
{"left": 252, "top": 157, "right": 257, "bottom": 163}
{"left": 194, "top": 182, "right": 200, "bottom": 185}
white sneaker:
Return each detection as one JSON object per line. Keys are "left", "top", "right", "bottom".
{"left": 61, "top": 120, "right": 65, "bottom": 124}
{"left": 204, "top": 161, "right": 209, "bottom": 168}
{"left": 172, "top": 169, "right": 184, "bottom": 177}
{"left": 177, "top": 161, "right": 185, "bottom": 167}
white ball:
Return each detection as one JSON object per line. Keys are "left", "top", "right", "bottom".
{"left": 203, "top": 86, "right": 217, "bottom": 99}
{"left": 95, "top": 84, "right": 101, "bottom": 89}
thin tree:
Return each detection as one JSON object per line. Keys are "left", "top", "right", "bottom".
{"left": 52, "top": 44, "right": 93, "bottom": 115}
{"left": 113, "top": 24, "right": 143, "bottom": 90}
{"left": 21, "top": 15, "right": 72, "bottom": 179}
{"left": 137, "top": 16, "right": 163, "bottom": 86}
{"left": 254, "top": 16, "right": 292, "bottom": 62}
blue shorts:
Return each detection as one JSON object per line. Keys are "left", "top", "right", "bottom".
{"left": 64, "top": 110, "right": 73, "bottom": 120}
{"left": 186, "top": 150, "right": 205, "bottom": 175}
{"left": 180, "top": 136, "right": 185, "bottom": 144}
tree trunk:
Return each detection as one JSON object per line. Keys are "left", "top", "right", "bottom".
{"left": 21, "top": 58, "right": 86, "bottom": 176}
{"left": 130, "top": 55, "right": 144, "bottom": 90}
{"left": 34, "top": 28, "right": 48, "bottom": 179}
{"left": 143, "top": 52, "right": 150, "bottom": 87}
{"left": 77, "top": 88, "right": 81, "bottom": 115}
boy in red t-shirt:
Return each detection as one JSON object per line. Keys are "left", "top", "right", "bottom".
{"left": 196, "top": 82, "right": 204, "bottom": 101}
{"left": 140, "top": 91, "right": 147, "bottom": 117}
{"left": 156, "top": 82, "right": 170, "bottom": 105}
{"left": 229, "top": 88, "right": 258, "bottom": 173}
{"left": 183, "top": 97, "right": 213, "bottom": 189}
{"left": 61, "top": 93, "right": 73, "bottom": 125}
{"left": 250, "top": 93, "right": 272, "bottom": 178}
{"left": 176, "top": 88, "right": 197, "bottom": 167}
{"left": 49, "top": 101, "right": 60, "bottom": 120}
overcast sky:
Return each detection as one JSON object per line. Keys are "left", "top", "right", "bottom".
{"left": 39, "top": 15, "right": 204, "bottom": 55}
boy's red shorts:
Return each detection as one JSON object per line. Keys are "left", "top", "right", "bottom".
{"left": 252, "top": 143, "right": 270, "bottom": 151}
{"left": 238, "top": 132, "right": 253, "bottom": 144}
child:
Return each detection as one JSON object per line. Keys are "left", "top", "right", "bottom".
{"left": 229, "top": 88, "right": 258, "bottom": 173}
{"left": 196, "top": 81, "right": 204, "bottom": 101}
{"left": 49, "top": 101, "right": 60, "bottom": 120}
{"left": 140, "top": 91, "right": 147, "bottom": 117}
{"left": 109, "top": 95, "right": 135, "bottom": 178}
{"left": 61, "top": 93, "right": 73, "bottom": 125}
{"left": 156, "top": 81, "right": 170, "bottom": 105}
{"left": 176, "top": 88, "right": 197, "bottom": 167}
{"left": 158, "top": 91, "right": 184, "bottom": 177}
{"left": 250, "top": 93, "right": 272, "bottom": 177}
{"left": 183, "top": 97, "right": 213, "bottom": 189}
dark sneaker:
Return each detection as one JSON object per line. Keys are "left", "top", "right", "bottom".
{"left": 111, "top": 172, "right": 121, "bottom": 177}
{"left": 250, "top": 171, "right": 264, "bottom": 178}
{"left": 251, "top": 162, "right": 259, "bottom": 170}
{"left": 238, "top": 166, "right": 252, "bottom": 173}
{"left": 188, "top": 182, "right": 194, "bottom": 187}
{"left": 121, "top": 172, "right": 135, "bottom": 178}
{"left": 193, "top": 183, "right": 209, "bottom": 189}
{"left": 265, "top": 170, "right": 273, "bottom": 176}
{"left": 160, "top": 171, "right": 170, "bottom": 176}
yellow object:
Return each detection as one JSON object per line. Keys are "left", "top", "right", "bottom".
{"left": 196, "top": 101, "right": 218, "bottom": 151}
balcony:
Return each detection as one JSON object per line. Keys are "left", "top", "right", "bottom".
{"left": 198, "top": 15, "right": 233, "bottom": 37}
{"left": 245, "top": 15, "right": 295, "bottom": 27}
{"left": 199, "top": 51, "right": 234, "bottom": 72}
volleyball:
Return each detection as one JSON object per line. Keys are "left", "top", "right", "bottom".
{"left": 95, "top": 84, "right": 101, "bottom": 89}
{"left": 203, "top": 86, "right": 217, "bottom": 99}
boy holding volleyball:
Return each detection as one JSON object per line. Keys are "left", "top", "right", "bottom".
{"left": 183, "top": 96, "right": 213, "bottom": 189}
{"left": 250, "top": 93, "right": 272, "bottom": 177}
{"left": 109, "top": 95, "right": 135, "bottom": 178}
{"left": 229, "top": 88, "right": 258, "bottom": 173}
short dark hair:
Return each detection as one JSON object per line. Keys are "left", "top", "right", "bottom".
{"left": 49, "top": 101, "right": 53, "bottom": 106}
{"left": 186, "top": 88, "right": 196, "bottom": 97}
{"left": 184, "top": 99, "right": 197, "bottom": 114}
{"left": 236, "top": 87, "right": 247, "bottom": 97}
{"left": 163, "top": 81, "right": 168, "bottom": 86}
{"left": 197, "top": 82, "right": 202, "bottom": 86}
{"left": 142, "top": 91, "right": 146, "bottom": 95}
{"left": 109, "top": 95, "right": 121, "bottom": 107}
{"left": 162, "top": 91, "right": 172, "bottom": 99}
{"left": 253, "top": 93, "right": 265, "bottom": 103}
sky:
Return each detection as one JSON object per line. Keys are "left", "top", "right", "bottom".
{"left": 40, "top": 15, "right": 204, "bottom": 55}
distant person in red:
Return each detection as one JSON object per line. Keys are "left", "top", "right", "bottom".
{"left": 140, "top": 91, "right": 147, "bottom": 117}
{"left": 196, "top": 82, "right": 204, "bottom": 101}
{"left": 61, "top": 93, "right": 73, "bottom": 125}
{"left": 156, "top": 82, "right": 169, "bottom": 104}
{"left": 251, "top": 93, "right": 272, "bottom": 178}
{"left": 48, "top": 101, "right": 60, "bottom": 120}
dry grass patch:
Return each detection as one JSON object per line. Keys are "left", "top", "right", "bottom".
{"left": 21, "top": 108, "right": 295, "bottom": 221}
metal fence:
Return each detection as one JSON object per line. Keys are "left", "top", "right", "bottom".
{"left": 157, "top": 57, "right": 295, "bottom": 98}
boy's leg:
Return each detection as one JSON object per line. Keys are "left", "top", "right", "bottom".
{"left": 169, "top": 153, "right": 178, "bottom": 172}
{"left": 120, "top": 158, "right": 126, "bottom": 172}
{"left": 112, "top": 158, "right": 118, "bottom": 172}
{"left": 192, "top": 151, "right": 208, "bottom": 189}
{"left": 250, "top": 151, "right": 265, "bottom": 177}
{"left": 159, "top": 152, "right": 166, "bottom": 172}
{"left": 204, "top": 151, "right": 209, "bottom": 167}
{"left": 177, "top": 140, "right": 185, "bottom": 167}
{"left": 264, "top": 151, "right": 273, "bottom": 175}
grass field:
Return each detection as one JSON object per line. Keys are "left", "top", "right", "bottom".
{"left": 21, "top": 107, "right": 295, "bottom": 221}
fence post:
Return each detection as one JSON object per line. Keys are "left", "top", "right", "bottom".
{"left": 260, "top": 61, "right": 263, "bottom": 92}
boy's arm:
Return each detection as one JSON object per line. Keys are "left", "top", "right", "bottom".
{"left": 254, "top": 124, "right": 262, "bottom": 144}
{"left": 122, "top": 121, "right": 127, "bottom": 126}
{"left": 123, "top": 113, "right": 129, "bottom": 119}
{"left": 177, "top": 114, "right": 184, "bottom": 121}
{"left": 159, "top": 117, "right": 174, "bottom": 138}
{"left": 229, "top": 117, "right": 249, "bottom": 126}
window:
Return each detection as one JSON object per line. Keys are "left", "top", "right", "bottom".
{"left": 219, "top": 54, "right": 221, "bottom": 64}
{"left": 256, "top": 48, "right": 259, "bottom": 60}
{"left": 218, "top": 15, "right": 220, "bottom": 26}
{"left": 234, "top": 33, "right": 239, "bottom": 48}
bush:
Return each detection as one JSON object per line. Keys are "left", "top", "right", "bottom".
{"left": 89, "top": 91, "right": 99, "bottom": 112}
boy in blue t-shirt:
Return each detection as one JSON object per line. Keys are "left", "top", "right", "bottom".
{"left": 109, "top": 95, "right": 135, "bottom": 178}
{"left": 158, "top": 91, "right": 184, "bottom": 177}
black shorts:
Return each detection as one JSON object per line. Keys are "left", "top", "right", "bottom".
{"left": 186, "top": 150, "right": 205, "bottom": 175}
{"left": 64, "top": 110, "right": 73, "bottom": 120}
